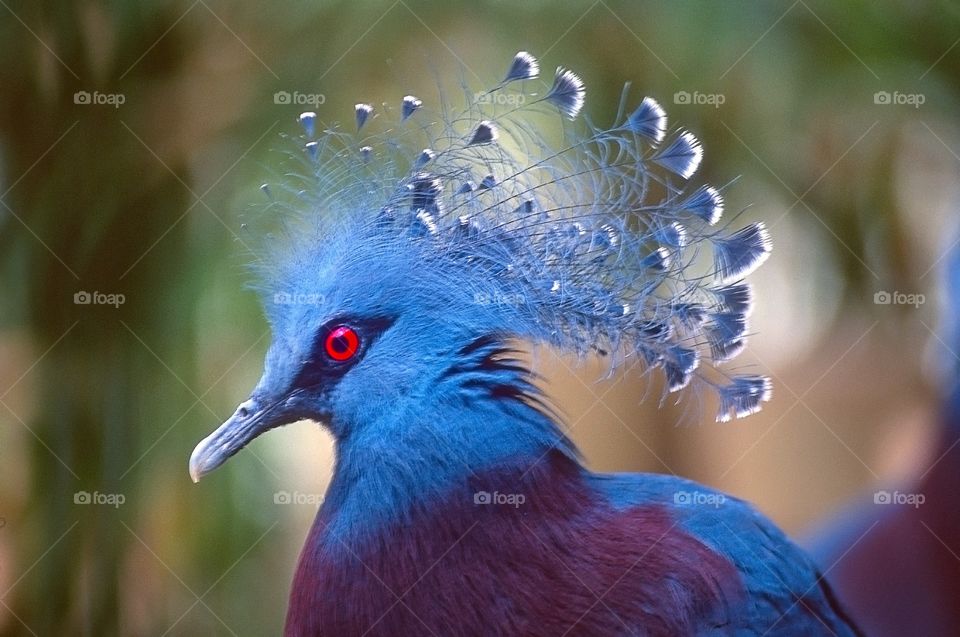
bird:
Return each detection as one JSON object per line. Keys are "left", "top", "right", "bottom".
{"left": 803, "top": 236, "right": 960, "bottom": 635}
{"left": 189, "top": 50, "right": 862, "bottom": 636}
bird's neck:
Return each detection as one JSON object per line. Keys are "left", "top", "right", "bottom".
{"left": 318, "top": 334, "right": 578, "bottom": 537}
{"left": 287, "top": 447, "right": 591, "bottom": 636}
{"left": 321, "top": 387, "right": 576, "bottom": 538}
{"left": 286, "top": 335, "right": 588, "bottom": 634}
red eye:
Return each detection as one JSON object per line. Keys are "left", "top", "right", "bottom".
{"left": 324, "top": 325, "right": 360, "bottom": 362}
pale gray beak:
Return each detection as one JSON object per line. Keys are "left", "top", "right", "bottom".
{"left": 189, "top": 397, "right": 278, "bottom": 482}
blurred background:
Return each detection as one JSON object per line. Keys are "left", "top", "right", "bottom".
{"left": 2, "top": 0, "right": 959, "bottom": 634}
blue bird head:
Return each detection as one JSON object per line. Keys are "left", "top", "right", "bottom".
{"left": 189, "top": 51, "right": 772, "bottom": 481}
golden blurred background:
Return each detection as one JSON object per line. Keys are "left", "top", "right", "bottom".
{"left": 2, "top": 0, "right": 959, "bottom": 634}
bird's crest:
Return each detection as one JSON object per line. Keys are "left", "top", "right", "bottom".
{"left": 253, "top": 51, "right": 772, "bottom": 422}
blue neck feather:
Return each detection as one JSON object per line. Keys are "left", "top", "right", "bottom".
{"left": 319, "top": 335, "right": 576, "bottom": 539}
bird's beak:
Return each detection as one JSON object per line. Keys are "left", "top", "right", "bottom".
{"left": 189, "top": 396, "right": 289, "bottom": 483}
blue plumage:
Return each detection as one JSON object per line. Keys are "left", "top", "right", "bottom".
{"left": 627, "top": 96, "right": 668, "bottom": 143}
{"left": 682, "top": 184, "right": 725, "bottom": 225}
{"left": 544, "top": 66, "right": 586, "bottom": 118}
{"left": 502, "top": 50, "right": 540, "bottom": 83}
{"left": 354, "top": 102, "right": 372, "bottom": 130}
{"left": 400, "top": 95, "right": 422, "bottom": 120}
{"left": 253, "top": 52, "right": 772, "bottom": 418}
{"left": 188, "top": 50, "right": 860, "bottom": 636}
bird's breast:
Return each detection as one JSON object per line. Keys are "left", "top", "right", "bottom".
{"left": 284, "top": 453, "right": 744, "bottom": 636}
